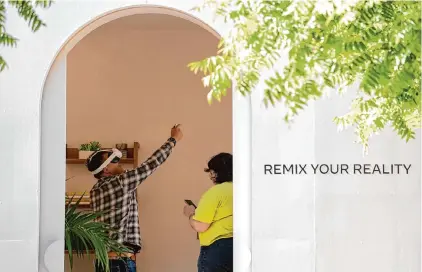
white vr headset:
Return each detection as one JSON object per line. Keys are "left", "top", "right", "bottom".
{"left": 88, "top": 148, "right": 122, "bottom": 175}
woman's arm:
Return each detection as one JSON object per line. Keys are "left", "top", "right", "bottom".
{"left": 184, "top": 189, "right": 219, "bottom": 233}
{"left": 188, "top": 212, "right": 211, "bottom": 232}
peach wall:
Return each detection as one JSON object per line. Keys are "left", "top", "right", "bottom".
{"left": 66, "top": 15, "right": 232, "bottom": 272}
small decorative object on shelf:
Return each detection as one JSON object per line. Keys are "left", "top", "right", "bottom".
{"left": 116, "top": 143, "right": 128, "bottom": 158}
{"left": 79, "top": 141, "right": 101, "bottom": 159}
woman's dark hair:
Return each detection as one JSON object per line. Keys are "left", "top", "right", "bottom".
{"left": 204, "top": 152, "right": 232, "bottom": 184}
{"left": 86, "top": 151, "right": 107, "bottom": 179}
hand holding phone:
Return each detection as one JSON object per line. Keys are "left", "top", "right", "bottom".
{"left": 184, "top": 199, "right": 197, "bottom": 208}
{"left": 184, "top": 199, "right": 199, "bottom": 240}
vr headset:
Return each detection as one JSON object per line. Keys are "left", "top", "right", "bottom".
{"left": 87, "top": 148, "right": 122, "bottom": 175}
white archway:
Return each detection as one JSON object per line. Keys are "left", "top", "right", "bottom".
{"left": 40, "top": 4, "right": 251, "bottom": 272}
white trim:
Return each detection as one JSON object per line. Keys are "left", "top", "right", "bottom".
{"left": 39, "top": 4, "right": 252, "bottom": 272}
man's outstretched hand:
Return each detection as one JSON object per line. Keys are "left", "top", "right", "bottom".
{"left": 171, "top": 124, "right": 183, "bottom": 142}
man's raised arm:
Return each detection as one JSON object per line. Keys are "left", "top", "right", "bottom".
{"left": 120, "top": 124, "right": 183, "bottom": 192}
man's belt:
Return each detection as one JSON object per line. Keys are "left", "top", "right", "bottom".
{"left": 107, "top": 251, "right": 136, "bottom": 261}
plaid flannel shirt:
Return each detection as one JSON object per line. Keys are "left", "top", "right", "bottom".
{"left": 90, "top": 138, "right": 174, "bottom": 252}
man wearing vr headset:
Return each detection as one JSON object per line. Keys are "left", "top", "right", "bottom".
{"left": 86, "top": 124, "right": 183, "bottom": 272}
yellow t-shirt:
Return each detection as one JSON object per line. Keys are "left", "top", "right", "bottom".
{"left": 193, "top": 182, "right": 233, "bottom": 246}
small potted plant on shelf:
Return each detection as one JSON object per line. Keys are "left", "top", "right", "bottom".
{"left": 79, "top": 141, "right": 101, "bottom": 159}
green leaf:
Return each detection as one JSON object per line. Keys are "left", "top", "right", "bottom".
{"left": 65, "top": 193, "right": 131, "bottom": 272}
{"left": 189, "top": 0, "right": 421, "bottom": 151}
{"left": 0, "top": 0, "right": 53, "bottom": 73}
{"left": 0, "top": 55, "right": 8, "bottom": 72}
{"left": 8, "top": 0, "right": 47, "bottom": 32}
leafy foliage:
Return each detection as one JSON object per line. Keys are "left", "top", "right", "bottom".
{"left": 0, "top": 0, "right": 53, "bottom": 71}
{"left": 189, "top": 0, "right": 421, "bottom": 150}
{"left": 65, "top": 193, "right": 131, "bottom": 272}
{"left": 80, "top": 141, "right": 102, "bottom": 151}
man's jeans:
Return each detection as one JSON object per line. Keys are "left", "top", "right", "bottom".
{"left": 95, "top": 258, "right": 136, "bottom": 272}
{"left": 198, "top": 237, "right": 233, "bottom": 272}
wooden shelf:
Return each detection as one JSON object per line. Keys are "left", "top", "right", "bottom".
{"left": 66, "top": 158, "right": 134, "bottom": 164}
{"left": 67, "top": 202, "right": 91, "bottom": 208}
{"left": 66, "top": 142, "right": 140, "bottom": 166}
{"left": 66, "top": 194, "right": 91, "bottom": 208}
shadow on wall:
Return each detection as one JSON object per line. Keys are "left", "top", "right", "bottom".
{"left": 65, "top": 14, "right": 232, "bottom": 272}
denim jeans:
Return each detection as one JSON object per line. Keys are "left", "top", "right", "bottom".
{"left": 198, "top": 238, "right": 233, "bottom": 272}
{"left": 95, "top": 258, "right": 136, "bottom": 272}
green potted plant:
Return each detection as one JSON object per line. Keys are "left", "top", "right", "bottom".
{"left": 65, "top": 193, "right": 130, "bottom": 272}
{"left": 79, "top": 141, "right": 101, "bottom": 159}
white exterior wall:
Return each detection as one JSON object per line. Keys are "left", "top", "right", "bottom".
{"left": 252, "top": 76, "right": 420, "bottom": 272}
{"left": 0, "top": 1, "right": 420, "bottom": 272}
{"left": 0, "top": 1, "right": 251, "bottom": 271}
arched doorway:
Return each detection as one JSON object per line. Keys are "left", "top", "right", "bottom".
{"left": 40, "top": 5, "right": 251, "bottom": 272}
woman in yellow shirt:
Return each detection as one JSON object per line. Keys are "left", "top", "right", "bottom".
{"left": 183, "top": 153, "right": 233, "bottom": 272}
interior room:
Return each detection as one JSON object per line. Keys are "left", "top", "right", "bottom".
{"left": 64, "top": 13, "right": 232, "bottom": 272}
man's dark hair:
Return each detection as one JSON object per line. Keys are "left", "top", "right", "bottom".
{"left": 204, "top": 152, "right": 233, "bottom": 184}
{"left": 86, "top": 151, "right": 107, "bottom": 179}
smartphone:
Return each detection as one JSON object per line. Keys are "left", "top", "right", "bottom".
{"left": 185, "top": 199, "right": 199, "bottom": 240}
{"left": 184, "top": 199, "right": 197, "bottom": 208}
